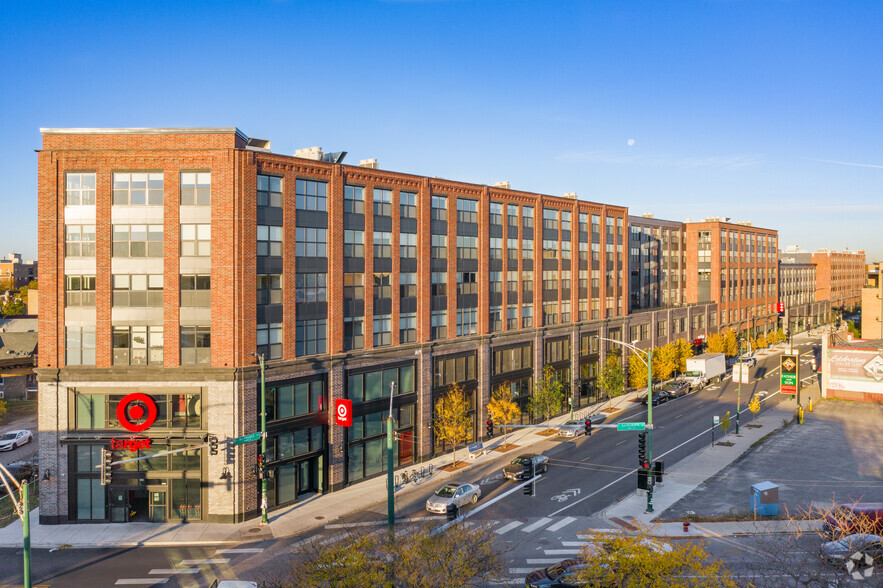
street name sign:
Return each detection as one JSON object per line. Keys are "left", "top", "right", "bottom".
{"left": 233, "top": 432, "right": 263, "bottom": 445}
{"left": 617, "top": 422, "right": 646, "bottom": 431}
{"left": 780, "top": 353, "right": 799, "bottom": 395}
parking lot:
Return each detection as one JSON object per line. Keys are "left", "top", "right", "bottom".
{"left": 660, "top": 399, "right": 883, "bottom": 519}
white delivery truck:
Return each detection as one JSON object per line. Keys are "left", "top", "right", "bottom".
{"left": 684, "top": 353, "right": 726, "bottom": 390}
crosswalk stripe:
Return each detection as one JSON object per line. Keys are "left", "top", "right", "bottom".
{"left": 562, "top": 541, "right": 590, "bottom": 547}
{"left": 509, "top": 568, "right": 537, "bottom": 575}
{"left": 543, "top": 549, "right": 582, "bottom": 556}
{"left": 521, "top": 517, "right": 553, "bottom": 533}
{"left": 526, "top": 558, "right": 565, "bottom": 564}
{"left": 216, "top": 548, "right": 264, "bottom": 554}
{"left": 180, "top": 558, "right": 230, "bottom": 565}
{"left": 495, "top": 521, "right": 524, "bottom": 534}
{"left": 545, "top": 516, "right": 577, "bottom": 532}
{"left": 149, "top": 569, "right": 199, "bottom": 575}
{"left": 115, "top": 581, "right": 168, "bottom": 586}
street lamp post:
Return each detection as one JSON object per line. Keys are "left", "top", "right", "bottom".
{"left": 598, "top": 337, "right": 654, "bottom": 513}
{"left": 736, "top": 335, "right": 743, "bottom": 435}
{"left": 252, "top": 353, "right": 269, "bottom": 525}
{"left": 387, "top": 381, "right": 396, "bottom": 531}
{"left": 0, "top": 463, "right": 31, "bottom": 588}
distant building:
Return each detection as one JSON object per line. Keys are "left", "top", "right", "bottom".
{"left": 862, "top": 262, "right": 882, "bottom": 340}
{"left": 0, "top": 253, "right": 37, "bottom": 288}
{"left": 0, "top": 317, "right": 38, "bottom": 400}
{"left": 778, "top": 249, "right": 829, "bottom": 334}
{"left": 811, "top": 249, "right": 865, "bottom": 312}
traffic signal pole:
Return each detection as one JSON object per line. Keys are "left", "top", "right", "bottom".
{"left": 645, "top": 347, "right": 653, "bottom": 513}
{"left": 259, "top": 354, "right": 268, "bottom": 525}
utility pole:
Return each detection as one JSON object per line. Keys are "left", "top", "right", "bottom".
{"left": 736, "top": 336, "right": 742, "bottom": 435}
{"left": 0, "top": 463, "right": 31, "bottom": 588}
{"left": 645, "top": 346, "right": 653, "bottom": 514}
{"left": 387, "top": 381, "right": 396, "bottom": 531}
{"left": 255, "top": 353, "right": 269, "bottom": 525}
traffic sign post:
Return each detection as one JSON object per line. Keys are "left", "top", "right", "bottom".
{"left": 233, "top": 432, "right": 264, "bottom": 446}
{"left": 617, "top": 422, "right": 647, "bottom": 431}
{"left": 780, "top": 354, "right": 799, "bottom": 397}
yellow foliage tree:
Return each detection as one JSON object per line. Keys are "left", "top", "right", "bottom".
{"left": 706, "top": 332, "right": 725, "bottom": 354}
{"left": 723, "top": 329, "right": 738, "bottom": 357}
{"left": 487, "top": 383, "right": 521, "bottom": 447}
{"left": 653, "top": 342, "right": 679, "bottom": 382}
{"left": 748, "top": 394, "right": 761, "bottom": 421}
{"left": 675, "top": 337, "right": 694, "bottom": 374}
{"left": 433, "top": 383, "right": 472, "bottom": 465}
{"left": 628, "top": 352, "right": 648, "bottom": 390}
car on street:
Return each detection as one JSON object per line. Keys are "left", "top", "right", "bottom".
{"left": 659, "top": 380, "right": 689, "bottom": 398}
{"left": 819, "top": 533, "right": 883, "bottom": 563}
{"left": 556, "top": 413, "right": 607, "bottom": 437}
{"left": 524, "top": 558, "right": 587, "bottom": 587}
{"left": 735, "top": 356, "right": 757, "bottom": 368}
{"left": 0, "top": 430, "right": 33, "bottom": 451}
{"left": 503, "top": 454, "right": 549, "bottom": 480}
{"left": 425, "top": 482, "right": 482, "bottom": 514}
{"left": 640, "top": 392, "right": 669, "bottom": 406}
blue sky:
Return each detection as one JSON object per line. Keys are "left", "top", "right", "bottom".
{"left": 2, "top": 0, "right": 881, "bottom": 262}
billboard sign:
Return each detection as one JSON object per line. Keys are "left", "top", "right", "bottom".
{"left": 780, "top": 354, "right": 798, "bottom": 395}
{"left": 827, "top": 348, "right": 883, "bottom": 395}
{"left": 335, "top": 399, "right": 353, "bottom": 427}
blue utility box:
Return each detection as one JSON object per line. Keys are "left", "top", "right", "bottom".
{"left": 750, "top": 481, "right": 779, "bottom": 516}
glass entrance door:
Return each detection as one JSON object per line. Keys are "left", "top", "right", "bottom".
{"left": 149, "top": 489, "right": 167, "bottom": 522}
{"left": 109, "top": 486, "right": 129, "bottom": 522}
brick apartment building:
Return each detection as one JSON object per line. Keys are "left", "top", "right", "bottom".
{"left": 0, "top": 252, "right": 37, "bottom": 288}
{"left": 778, "top": 247, "right": 830, "bottom": 334}
{"left": 38, "top": 127, "right": 682, "bottom": 525}
{"left": 811, "top": 249, "right": 866, "bottom": 312}
{"left": 862, "top": 262, "right": 882, "bottom": 340}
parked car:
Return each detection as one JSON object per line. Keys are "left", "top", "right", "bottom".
{"left": 503, "top": 454, "right": 549, "bottom": 480}
{"left": 524, "top": 558, "right": 586, "bottom": 587}
{"left": 640, "top": 392, "right": 669, "bottom": 406}
{"left": 556, "top": 413, "right": 607, "bottom": 437}
{"left": 659, "top": 381, "right": 689, "bottom": 398}
{"left": 735, "top": 356, "right": 757, "bottom": 368}
{"left": 819, "top": 533, "right": 883, "bottom": 563}
{"left": 425, "top": 482, "right": 481, "bottom": 514}
{"left": 823, "top": 503, "right": 883, "bottom": 539}
{"left": 0, "top": 430, "right": 33, "bottom": 451}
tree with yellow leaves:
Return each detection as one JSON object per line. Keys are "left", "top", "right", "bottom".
{"left": 628, "top": 352, "right": 648, "bottom": 390}
{"left": 433, "top": 382, "right": 472, "bottom": 466}
{"left": 706, "top": 331, "right": 725, "bottom": 354}
{"left": 487, "top": 383, "right": 521, "bottom": 448}
{"left": 674, "top": 337, "right": 693, "bottom": 374}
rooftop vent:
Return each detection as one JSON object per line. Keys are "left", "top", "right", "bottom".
{"left": 641, "top": 213, "right": 654, "bottom": 218}
{"left": 562, "top": 192, "right": 577, "bottom": 199}
{"left": 294, "top": 147, "right": 324, "bottom": 160}
{"left": 494, "top": 181, "right": 511, "bottom": 189}
{"left": 246, "top": 138, "right": 271, "bottom": 152}
{"left": 359, "top": 159, "right": 378, "bottom": 169}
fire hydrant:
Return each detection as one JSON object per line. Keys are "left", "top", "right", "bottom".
{"left": 683, "top": 521, "right": 691, "bottom": 533}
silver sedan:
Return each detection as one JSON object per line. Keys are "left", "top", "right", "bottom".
{"left": 0, "top": 430, "right": 33, "bottom": 451}
{"left": 556, "top": 413, "right": 608, "bottom": 437}
{"left": 425, "top": 482, "right": 482, "bottom": 514}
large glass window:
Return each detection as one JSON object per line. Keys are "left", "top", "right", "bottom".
{"left": 113, "top": 224, "right": 163, "bottom": 257}
{"left": 431, "top": 195, "right": 447, "bottom": 221}
{"left": 348, "top": 364, "right": 414, "bottom": 403}
{"left": 431, "top": 310, "right": 447, "bottom": 339}
{"left": 344, "top": 185, "right": 364, "bottom": 214}
{"left": 400, "top": 312, "right": 416, "bottom": 343}
{"left": 112, "top": 274, "right": 163, "bottom": 307}
{"left": 344, "top": 230, "right": 364, "bottom": 258}
{"left": 431, "top": 234, "right": 447, "bottom": 258}
{"left": 270, "top": 380, "right": 324, "bottom": 420}
{"left": 180, "top": 326, "right": 211, "bottom": 365}
{"left": 257, "top": 174, "right": 282, "bottom": 207}
{"left": 66, "top": 275, "right": 96, "bottom": 307}
{"left": 113, "top": 172, "right": 163, "bottom": 206}
{"left": 181, "top": 224, "right": 211, "bottom": 256}
{"left": 66, "top": 327, "right": 96, "bottom": 366}
{"left": 65, "top": 172, "right": 96, "bottom": 206}
{"left": 344, "top": 273, "right": 364, "bottom": 302}
{"left": 433, "top": 354, "right": 476, "bottom": 388}
{"left": 295, "top": 273, "right": 327, "bottom": 303}
{"left": 399, "top": 272, "right": 417, "bottom": 298}
{"left": 373, "top": 232, "right": 392, "bottom": 258}
{"left": 456, "top": 198, "right": 478, "bottom": 223}
{"left": 373, "top": 314, "right": 391, "bottom": 347}
{"left": 257, "top": 322, "right": 282, "bottom": 359}
{"left": 296, "top": 319, "right": 326, "bottom": 356}
{"left": 344, "top": 317, "right": 364, "bottom": 350}
{"left": 77, "top": 478, "right": 105, "bottom": 520}
{"left": 112, "top": 325, "right": 164, "bottom": 366}
{"left": 75, "top": 392, "right": 201, "bottom": 431}
{"left": 373, "top": 273, "right": 392, "bottom": 299}
{"left": 400, "top": 233, "right": 417, "bottom": 259}
{"left": 181, "top": 172, "right": 211, "bottom": 206}
{"left": 373, "top": 188, "right": 392, "bottom": 216}
{"left": 181, "top": 275, "right": 211, "bottom": 306}
{"left": 400, "top": 192, "right": 417, "bottom": 219}
{"left": 257, "top": 225, "right": 283, "bottom": 257}
{"left": 431, "top": 272, "right": 447, "bottom": 296}
{"left": 456, "top": 236, "right": 478, "bottom": 259}
{"left": 295, "top": 179, "right": 327, "bottom": 211}
{"left": 295, "top": 227, "right": 326, "bottom": 257}
{"left": 65, "top": 225, "right": 96, "bottom": 257}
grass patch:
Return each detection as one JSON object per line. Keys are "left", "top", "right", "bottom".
{"left": 0, "top": 399, "right": 37, "bottom": 425}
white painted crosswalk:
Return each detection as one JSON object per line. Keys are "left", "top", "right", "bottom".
{"left": 521, "top": 517, "right": 553, "bottom": 533}
{"left": 115, "top": 581, "right": 168, "bottom": 586}
{"left": 179, "top": 558, "right": 230, "bottom": 565}
{"left": 148, "top": 569, "right": 199, "bottom": 575}
{"left": 495, "top": 521, "right": 524, "bottom": 534}
{"left": 545, "top": 516, "right": 577, "bottom": 532}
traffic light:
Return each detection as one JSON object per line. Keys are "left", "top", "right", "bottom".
{"left": 486, "top": 419, "right": 494, "bottom": 438}
{"left": 208, "top": 435, "right": 219, "bottom": 455}
{"left": 584, "top": 419, "right": 592, "bottom": 436}
{"left": 100, "top": 448, "right": 113, "bottom": 486}
{"left": 523, "top": 461, "right": 535, "bottom": 496}
{"left": 257, "top": 454, "right": 265, "bottom": 479}
{"left": 637, "top": 432, "right": 647, "bottom": 468}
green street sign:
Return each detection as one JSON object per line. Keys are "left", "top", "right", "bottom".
{"left": 617, "top": 422, "right": 646, "bottom": 431}
{"left": 233, "top": 432, "right": 263, "bottom": 445}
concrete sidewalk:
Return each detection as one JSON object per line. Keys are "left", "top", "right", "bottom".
{"left": 0, "top": 392, "right": 642, "bottom": 548}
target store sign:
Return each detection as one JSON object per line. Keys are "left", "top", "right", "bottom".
{"left": 117, "top": 392, "right": 158, "bottom": 432}
{"left": 335, "top": 399, "right": 353, "bottom": 427}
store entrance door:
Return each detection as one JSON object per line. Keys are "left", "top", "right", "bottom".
{"left": 149, "top": 489, "right": 167, "bottom": 523}
{"left": 109, "top": 486, "right": 129, "bottom": 522}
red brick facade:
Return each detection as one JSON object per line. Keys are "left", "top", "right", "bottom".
{"left": 811, "top": 250, "right": 865, "bottom": 311}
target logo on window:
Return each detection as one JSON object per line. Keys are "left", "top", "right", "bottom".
{"left": 117, "top": 393, "right": 158, "bottom": 432}
{"left": 335, "top": 399, "right": 352, "bottom": 427}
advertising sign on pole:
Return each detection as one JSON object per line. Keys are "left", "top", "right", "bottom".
{"left": 780, "top": 354, "right": 799, "bottom": 395}
{"left": 335, "top": 398, "right": 353, "bottom": 427}
{"left": 733, "top": 364, "right": 750, "bottom": 384}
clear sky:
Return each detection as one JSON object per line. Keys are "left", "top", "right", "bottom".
{"left": 2, "top": 0, "right": 881, "bottom": 262}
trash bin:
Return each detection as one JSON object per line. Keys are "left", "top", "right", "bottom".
{"left": 750, "top": 481, "right": 778, "bottom": 516}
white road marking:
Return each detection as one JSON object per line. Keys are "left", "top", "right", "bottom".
{"left": 562, "top": 541, "right": 592, "bottom": 547}
{"left": 521, "top": 517, "right": 553, "bottom": 533}
{"left": 115, "top": 581, "right": 168, "bottom": 586}
{"left": 543, "top": 549, "right": 582, "bottom": 556}
{"left": 495, "top": 521, "right": 524, "bottom": 534}
{"left": 149, "top": 569, "right": 199, "bottom": 575}
{"left": 509, "top": 568, "right": 538, "bottom": 574}
{"left": 216, "top": 548, "right": 264, "bottom": 554}
{"left": 179, "top": 558, "right": 230, "bottom": 565}
{"left": 526, "top": 558, "right": 567, "bottom": 564}
{"left": 545, "top": 516, "right": 577, "bottom": 532}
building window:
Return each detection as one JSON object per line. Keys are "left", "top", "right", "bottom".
{"left": 400, "top": 312, "right": 417, "bottom": 343}
{"left": 341, "top": 185, "right": 365, "bottom": 215}
{"left": 456, "top": 236, "right": 478, "bottom": 259}
{"left": 523, "top": 270, "right": 534, "bottom": 294}
{"left": 65, "top": 172, "right": 96, "bottom": 206}
{"left": 343, "top": 273, "right": 364, "bottom": 302}
{"left": 542, "top": 270, "right": 558, "bottom": 292}
{"left": 112, "top": 274, "right": 163, "bottom": 307}
{"left": 399, "top": 272, "right": 417, "bottom": 298}
{"left": 543, "top": 240, "right": 558, "bottom": 260}
{"left": 522, "top": 238, "right": 533, "bottom": 260}
{"left": 257, "top": 274, "right": 282, "bottom": 305}
{"left": 180, "top": 326, "right": 211, "bottom": 365}
{"left": 181, "top": 224, "right": 211, "bottom": 256}
{"left": 507, "top": 204, "right": 519, "bottom": 228}
{"left": 562, "top": 241, "right": 571, "bottom": 259}
{"left": 257, "top": 225, "right": 282, "bottom": 257}
{"left": 434, "top": 354, "right": 477, "bottom": 387}
{"left": 543, "top": 301, "right": 558, "bottom": 325}
{"left": 344, "top": 230, "right": 364, "bottom": 258}
{"left": 181, "top": 172, "right": 211, "bottom": 206}
{"left": 400, "top": 191, "right": 417, "bottom": 219}
{"left": 268, "top": 380, "right": 326, "bottom": 421}
{"left": 523, "top": 206, "right": 534, "bottom": 229}
{"left": 373, "top": 188, "right": 392, "bottom": 216}
{"left": 373, "top": 231, "right": 392, "bottom": 258}
{"left": 400, "top": 233, "right": 417, "bottom": 259}
{"left": 374, "top": 273, "right": 392, "bottom": 299}
{"left": 489, "top": 305, "right": 502, "bottom": 331}
{"left": 113, "top": 172, "right": 163, "bottom": 206}
{"left": 431, "top": 196, "right": 447, "bottom": 221}
{"left": 561, "top": 300, "right": 571, "bottom": 323}
{"left": 561, "top": 211, "right": 571, "bottom": 232}
{"left": 456, "top": 307, "right": 477, "bottom": 336}
{"left": 295, "top": 179, "right": 327, "bottom": 211}
{"left": 296, "top": 319, "right": 326, "bottom": 356}
{"left": 457, "top": 272, "right": 478, "bottom": 295}
{"left": 431, "top": 310, "right": 447, "bottom": 339}
{"left": 489, "top": 237, "right": 502, "bottom": 260}
{"left": 456, "top": 198, "right": 478, "bottom": 223}
{"left": 295, "top": 227, "right": 327, "bottom": 258}
{"left": 543, "top": 208, "right": 558, "bottom": 230}
{"left": 657, "top": 321, "right": 667, "bottom": 337}
{"left": 66, "top": 326, "right": 96, "bottom": 365}
{"left": 344, "top": 317, "right": 364, "bottom": 351}
{"left": 112, "top": 325, "right": 163, "bottom": 366}
{"left": 112, "top": 224, "right": 163, "bottom": 257}
{"left": 295, "top": 273, "right": 327, "bottom": 303}
{"left": 257, "top": 322, "right": 282, "bottom": 359}
{"left": 431, "top": 272, "right": 447, "bottom": 296}
{"left": 179, "top": 275, "right": 211, "bottom": 307}
{"left": 373, "top": 314, "right": 391, "bottom": 347}
{"left": 490, "top": 202, "right": 503, "bottom": 225}
{"left": 489, "top": 271, "right": 502, "bottom": 294}
{"left": 507, "top": 305, "right": 518, "bottom": 329}
{"left": 431, "top": 234, "right": 447, "bottom": 258}
{"left": 65, "top": 275, "right": 96, "bottom": 307}
{"left": 65, "top": 225, "right": 96, "bottom": 257}
{"left": 255, "top": 174, "right": 286, "bottom": 209}
{"left": 522, "top": 305, "right": 533, "bottom": 328}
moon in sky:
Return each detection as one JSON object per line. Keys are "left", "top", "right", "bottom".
{"left": 627, "top": 139, "right": 636, "bottom": 147}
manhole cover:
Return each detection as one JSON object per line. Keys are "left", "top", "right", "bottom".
{"left": 248, "top": 528, "right": 262, "bottom": 533}
{"left": 315, "top": 515, "right": 325, "bottom": 520}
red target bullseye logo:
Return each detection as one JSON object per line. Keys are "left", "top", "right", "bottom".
{"left": 117, "top": 393, "right": 158, "bottom": 432}
{"left": 335, "top": 399, "right": 352, "bottom": 427}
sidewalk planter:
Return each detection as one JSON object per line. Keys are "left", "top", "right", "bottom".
{"left": 750, "top": 481, "right": 779, "bottom": 516}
